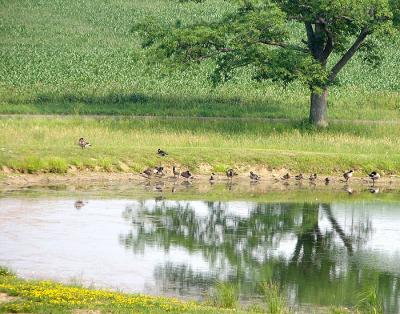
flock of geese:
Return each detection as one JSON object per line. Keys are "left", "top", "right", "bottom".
{"left": 78, "top": 138, "right": 382, "bottom": 187}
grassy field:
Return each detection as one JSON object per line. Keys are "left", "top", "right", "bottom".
{"left": 0, "top": 0, "right": 399, "bottom": 174}
{"left": 1, "top": 115, "right": 400, "bottom": 175}
{"left": 0, "top": 0, "right": 399, "bottom": 120}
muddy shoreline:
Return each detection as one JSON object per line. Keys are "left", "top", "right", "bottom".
{"left": 1, "top": 170, "right": 399, "bottom": 190}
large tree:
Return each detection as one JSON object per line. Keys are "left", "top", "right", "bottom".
{"left": 136, "top": 0, "right": 399, "bottom": 126}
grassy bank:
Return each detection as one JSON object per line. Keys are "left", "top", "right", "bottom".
{"left": 1, "top": 116, "right": 400, "bottom": 175}
{"left": 0, "top": 267, "right": 381, "bottom": 314}
{"left": 0, "top": 268, "right": 239, "bottom": 314}
{"left": 0, "top": 0, "right": 400, "bottom": 121}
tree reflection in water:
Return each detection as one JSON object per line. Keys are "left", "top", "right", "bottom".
{"left": 120, "top": 200, "right": 399, "bottom": 312}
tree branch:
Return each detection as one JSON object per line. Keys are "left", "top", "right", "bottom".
{"left": 189, "top": 47, "right": 232, "bottom": 62}
{"left": 304, "top": 22, "right": 315, "bottom": 53}
{"left": 258, "top": 40, "right": 309, "bottom": 53}
{"left": 317, "top": 18, "right": 334, "bottom": 63}
{"left": 328, "top": 27, "right": 370, "bottom": 81}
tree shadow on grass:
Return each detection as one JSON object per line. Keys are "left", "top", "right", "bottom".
{"left": 7, "top": 90, "right": 300, "bottom": 119}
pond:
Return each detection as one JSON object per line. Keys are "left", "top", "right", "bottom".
{"left": 0, "top": 182, "right": 399, "bottom": 312}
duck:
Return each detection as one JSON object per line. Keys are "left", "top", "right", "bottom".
{"left": 172, "top": 165, "right": 180, "bottom": 178}
{"left": 281, "top": 173, "right": 290, "bottom": 180}
{"left": 249, "top": 171, "right": 261, "bottom": 181}
{"left": 181, "top": 170, "right": 193, "bottom": 179}
{"left": 226, "top": 169, "right": 238, "bottom": 180}
{"left": 343, "top": 170, "right": 353, "bottom": 182}
{"left": 368, "top": 171, "right": 380, "bottom": 186}
{"left": 157, "top": 148, "right": 168, "bottom": 157}
{"left": 78, "top": 137, "right": 91, "bottom": 149}
{"left": 309, "top": 173, "right": 317, "bottom": 182}
{"left": 324, "top": 177, "right": 330, "bottom": 185}
{"left": 295, "top": 174, "right": 304, "bottom": 181}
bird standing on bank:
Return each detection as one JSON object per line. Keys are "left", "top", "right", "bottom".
{"left": 78, "top": 138, "right": 91, "bottom": 149}
{"left": 368, "top": 171, "right": 380, "bottom": 186}
{"left": 173, "top": 165, "right": 180, "bottom": 178}
{"left": 209, "top": 173, "right": 216, "bottom": 183}
{"left": 343, "top": 170, "right": 354, "bottom": 183}
{"left": 281, "top": 173, "right": 290, "bottom": 180}
{"left": 309, "top": 173, "right": 317, "bottom": 182}
{"left": 226, "top": 169, "right": 238, "bottom": 180}
{"left": 295, "top": 174, "right": 304, "bottom": 181}
{"left": 250, "top": 171, "right": 261, "bottom": 181}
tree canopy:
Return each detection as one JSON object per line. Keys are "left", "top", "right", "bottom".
{"left": 135, "top": 0, "right": 400, "bottom": 126}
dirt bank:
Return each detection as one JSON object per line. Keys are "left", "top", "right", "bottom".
{"left": 1, "top": 169, "right": 399, "bottom": 190}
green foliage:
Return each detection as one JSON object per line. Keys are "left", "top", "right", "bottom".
{"left": 0, "top": 266, "right": 14, "bottom": 277}
{"left": 137, "top": 0, "right": 398, "bottom": 90}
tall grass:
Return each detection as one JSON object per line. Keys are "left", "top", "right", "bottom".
{"left": 0, "top": 0, "right": 399, "bottom": 120}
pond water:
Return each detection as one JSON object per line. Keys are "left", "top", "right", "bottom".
{"left": 0, "top": 183, "right": 400, "bottom": 312}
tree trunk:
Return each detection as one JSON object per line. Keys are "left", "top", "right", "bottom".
{"left": 309, "top": 88, "right": 328, "bottom": 127}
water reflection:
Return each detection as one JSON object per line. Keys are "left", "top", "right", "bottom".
{"left": 120, "top": 200, "right": 400, "bottom": 312}
{"left": 1, "top": 190, "right": 400, "bottom": 312}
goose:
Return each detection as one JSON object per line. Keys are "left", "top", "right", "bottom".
{"left": 249, "top": 171, "right": 261, "bottom": 181}
{"left": 281, "top": 173, "right": 290, "bottom": 180}
{"left": 181, "top": 170, "right": 193, "bottom": 179}
{"left": 172, "top": 165, "right": 180, "bottom": 178}
{"left": 343, "top": 170, "right": 354, "bottom": 182}
{"left": 309, "top": 173, "right": 317, "bottom": 182}
{"left": 155, "top": 166, "right": 164, "bottom": 176}
{"left": 368, "top": 171, "right": 380, "bottom": 186}
{"left": 295, "top": 174, "right": 304, "bottom": 181}
{"left": 157, "top": 148, "right": 168, "bottom": 157}
{"left": 78, "top": 137, "right": 91, "bottom": 149}
{"left": 141, "top": 168, "right": 153, "bottom": 177}
{"left": 209, "top": 173, "right": 216, "bottom": 183}
{"left": 74, "top": 200, "right": 86, "bottom": 209}
{"left": 226, "top": 169, "right": 238, "bottom": 180}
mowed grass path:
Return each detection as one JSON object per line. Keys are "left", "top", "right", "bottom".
{"left": 1, "top": 116, "right": 399, "bottom": 174}
{"left": 0, "top": 0, "right": 399, "bottom": 121}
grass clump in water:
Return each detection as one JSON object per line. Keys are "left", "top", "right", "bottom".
{"left": 208, "top": 282, "right": 239, "bottom": 309}
{"left": 355, "top": 287, "right": 383, "bottom": 314}
{"left": 261, "top": 282, "right": 289, "bottom": 314}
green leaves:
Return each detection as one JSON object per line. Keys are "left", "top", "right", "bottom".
{"left": 134, "top": 0, "right": 398, "bottom": 91}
